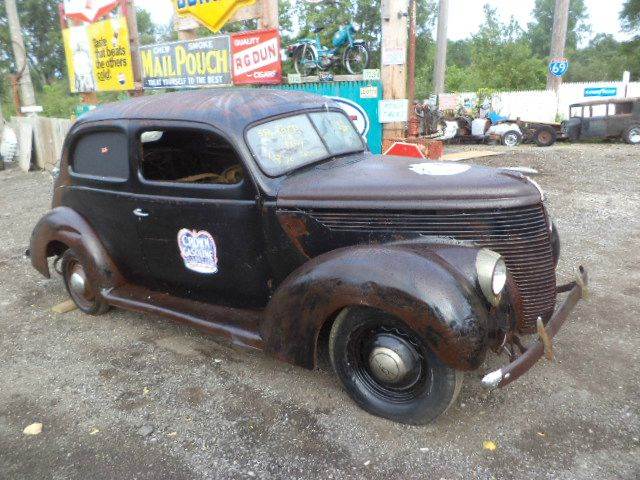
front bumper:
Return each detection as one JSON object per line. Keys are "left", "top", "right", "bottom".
{"left": 481, "top": 266, "right": 589, "bottom": 389}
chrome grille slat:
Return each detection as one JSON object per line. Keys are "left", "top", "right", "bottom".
{"left": 309, "top": 205, "right": 557, "bottom": 332}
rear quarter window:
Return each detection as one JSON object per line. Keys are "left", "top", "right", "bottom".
{"left": 72, "top": 131, "right": 129, "bottom": 180}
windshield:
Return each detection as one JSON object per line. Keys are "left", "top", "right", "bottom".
{"left": 246, "top": 111, "right": 365, "bottom": 177}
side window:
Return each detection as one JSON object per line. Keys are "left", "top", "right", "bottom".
{"left": 615, "top": 102, "right": 633, "bottom": 115}
{"left": 72, "top": 131, "right": 129, "bottom": 180}
{"left": 591, "top": 104, "right": 607, "bottom": 117}
{"left": 138, "top": 128, "right": 244, "bottom": 185}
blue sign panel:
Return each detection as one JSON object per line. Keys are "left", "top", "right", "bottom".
{"left": 549, "top": 58, "right": 569, "bottom": 77}
{"left": 584, "top": 87, "right": 618, "bottom": 97}
{"left": 271, "top": 80, "right": 383, "bottom": 154}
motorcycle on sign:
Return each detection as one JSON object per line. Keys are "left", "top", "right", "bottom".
{"left": 288, "top": 23, "right": 370, "bottom": 76}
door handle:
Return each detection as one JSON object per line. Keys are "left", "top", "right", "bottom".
{"left": 133, "top": 208, "right": 150, "bottom": 218}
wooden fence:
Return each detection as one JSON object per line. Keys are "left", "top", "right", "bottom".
{"left": 10, "top": 116, "right": 72, "bottom": 172}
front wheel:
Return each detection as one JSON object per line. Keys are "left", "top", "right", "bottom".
{"left": 502, "top": 130, "right": 522, "bottom": 147}
{"left": 623, "top": 125, "right": 640, "bottom": 145}
{"left": 343, "top": 44, "right": 369, "bottom": 75}
{"left": 294, "top": 44, "right": 317, "bottom": 77}
{"left": 329, "top": 307, "right": 463, "bottom": 425}
{"left": 61, "top": 249, "right": 110, "bottom": 316}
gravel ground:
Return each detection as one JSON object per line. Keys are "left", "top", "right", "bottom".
{"left": 0, "top": 143, "right": 638, "bottom": 480}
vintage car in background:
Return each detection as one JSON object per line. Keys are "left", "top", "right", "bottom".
{"left": 29, "top": 89, "right": 588, "bottom": 425}
{"left": 563, "top": 97, "right": 640, "bottom": 144}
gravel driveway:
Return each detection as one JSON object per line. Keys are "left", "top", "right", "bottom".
{"left": 0, "top": 143, "right": 638, "bottom": 479}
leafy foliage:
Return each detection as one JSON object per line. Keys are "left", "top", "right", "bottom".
{"left": 526, "top": 0, "right": 590, "bottom": 58}
{"left": 621, "top": 0, "right": 640, "bottom": 33}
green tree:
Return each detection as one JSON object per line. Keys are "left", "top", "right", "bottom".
{"left": 526, "top": 0, "right": 590, "bottom": 58}
{"left": 566, "top": 34, "right": 629, "bottom": 81}
{"left": 621, "top": 0, "right": 640, "bottom": 33}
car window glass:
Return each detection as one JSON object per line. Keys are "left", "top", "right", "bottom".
{"left": 72, "top": 131, "right": 129, "bottom": 180}
{"left": 592, "top": 104, "right": 607, "bottom": 117}
{"left": 616, "top": 102, "right": 633, "bottom": 115}
{"left": 139, "top": 128, "right": 244, "bottom": 185}
{"left": 309, "top": 111, "right": 363, "bottom": 155}
{"left": 246, "top": 114, "right": 329, "bottom": 177}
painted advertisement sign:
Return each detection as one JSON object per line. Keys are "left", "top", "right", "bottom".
{"left": 62, "top": 17, "right": 135, "bottom": 93}
{"left": 584, "top": 86, "right": 618, "bottom": 97}
{"left": 231, "top": 29, "right": 282, "bottom": 85}
{"left": 140, "top": 36, "right": 232, "bottom": 89}
{"left": 174, "top": 0, "right": 256, "bottom": 33}
{"left": 63, "top": 0, "right": 120, "bottom": 24}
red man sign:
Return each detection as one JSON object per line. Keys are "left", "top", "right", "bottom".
{"left": 231, "top": 29, "right": 282, "bottom": 85}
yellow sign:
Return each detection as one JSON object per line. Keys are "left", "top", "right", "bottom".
{"left": 63, "top": 17, "right": 135, "bottom": 93}
{"left": 174, "top": 0, "right": 257, "bottom": 33}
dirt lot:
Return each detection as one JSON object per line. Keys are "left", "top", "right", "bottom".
{"left": 0, "top": 143, "right": 638, "bottom": 480}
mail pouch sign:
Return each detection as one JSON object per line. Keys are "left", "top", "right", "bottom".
{"left": 231, "top": 29, "right": 282, "bottom": 85}
{"left": 140, "top": 36, "right": 232, "bottom": 89}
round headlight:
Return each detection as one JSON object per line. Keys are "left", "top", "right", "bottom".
{"left": 475, "top": 249, "right": 507, "bottom": 306}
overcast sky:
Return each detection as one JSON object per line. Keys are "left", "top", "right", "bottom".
{"left": 136, "top": 0, "right": 632, "bottom": 45}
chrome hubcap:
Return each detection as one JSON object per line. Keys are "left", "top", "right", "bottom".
{"left": 630, "top": 129, "right": 640, "bottom": 143}
{"left": 367, "top": 333, "right": 420, "bottom": 387}
{"left": 69, "top": 269, "right": 87, "bottom": 297}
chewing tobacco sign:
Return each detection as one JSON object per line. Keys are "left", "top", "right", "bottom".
{"left": 140, "top": 36, "right": 232, "bottom": 89}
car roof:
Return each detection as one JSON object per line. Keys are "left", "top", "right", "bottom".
{"left": 77, "top": 88, "right": 338, "bottom": 134}
{"left": 570, "top": 97, "right": 640, "bottom": 107}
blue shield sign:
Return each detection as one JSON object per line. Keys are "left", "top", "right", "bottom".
{"left": 549, "top": 58, "right": 569, "bottom": 78}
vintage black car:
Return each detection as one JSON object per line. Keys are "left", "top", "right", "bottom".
{"left": 563, "top": 97, "right": 640, "bottom": 144}
{"left": 30, "top": 89, "right": 588, "bottom": 425}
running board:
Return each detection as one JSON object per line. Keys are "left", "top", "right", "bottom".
{"left": 102, "top": 284, "right": 265, "bottom": 351}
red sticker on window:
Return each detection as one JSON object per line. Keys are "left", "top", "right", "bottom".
{"left": 101, "top": 147, "right": 109, "bottom": 154}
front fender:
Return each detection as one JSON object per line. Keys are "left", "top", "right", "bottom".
{"left": 29, "top": 207, "right": 124, "bottom": 292}
{"left": 263, "top": 243, "right": 498, "bottom": 371}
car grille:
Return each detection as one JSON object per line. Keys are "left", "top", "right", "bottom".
{"left": 310, "top": 204, "right": 556, "bottom": 333}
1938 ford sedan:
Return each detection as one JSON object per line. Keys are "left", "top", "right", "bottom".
{"left": 30, "top": 89, "right": 588, "bottom": 424}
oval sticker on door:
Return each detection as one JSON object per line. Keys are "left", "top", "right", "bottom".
{"left": 177, "top": 229, "right": 219, "bottom": 274}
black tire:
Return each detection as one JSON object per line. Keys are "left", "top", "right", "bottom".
{"left": 294, "top": 44, "right": 317, "bottom": 77}
{"left": 534, "top": 127, "right": 557, "bottom": 147}
{"left": 343, "top": 44, "right": 369, "bottom": 75}
{"left": 501, "top": 130, "right": 522, "bottom": 147}
{"left": 623, "top": 125, "right": 640, "bottom": 145}
{"left": 61, "top": 249, "right": 110, "bottom": 316}
{"left": 329, "top": 307, "right": 463, "bottom": 425}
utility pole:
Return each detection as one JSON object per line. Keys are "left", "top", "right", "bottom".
{"left": 546, "top": 0, "right": 570, "bottom": 91}
{"left": 381, "top": 0, "right": 409, "bottom": 139}
{"left": 258, "top": 0, "right": 279, "bottom": 30}
{"left": 433, "top": 0, "right": 449, "bottom": 95}
{"left": 407, "top": 0, "right": 417, "bottom": 111}
{"left": 124, "top": 0, "right": 144, "bottom": 96}
{"left": 5, "top": 0, "right": 37, "bottom": 111}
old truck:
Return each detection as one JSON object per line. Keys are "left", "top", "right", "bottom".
{"left": 29, "top": 89, "right": 588, "bottom": 425}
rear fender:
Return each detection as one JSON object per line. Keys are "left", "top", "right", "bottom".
{"left": 29, "top": 207, "right": 124, "bottom": 292}
{"left": 262, "top": 243, "right": 497, "bottom": 371}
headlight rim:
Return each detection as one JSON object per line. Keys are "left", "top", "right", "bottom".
{"left": 476, "top": 249, "right": 507, "bottom": 306}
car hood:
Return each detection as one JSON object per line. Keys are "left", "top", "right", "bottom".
{"left": 276, "top": 153, "right": 542, "bottom": 210}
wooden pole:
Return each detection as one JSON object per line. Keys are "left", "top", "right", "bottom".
{"left": 381, "top": 0, "right": 409, "bottom": 139}
{"left": 5, "top": 0, "right": 37, "bottom": 110}
{"left": 407, "top": 0, "right": 416, "bottom": 109}
{"left": 124, "top": 0, "right": 144, "bottom": 96}
{"left": 433, "top": 0, "right": 449, "bottom": 95}
{"left": 546, "top": 0, "right": 570, "bottom": 91}
{"left": 258, "top": 0, "right": 279, "bottom": 30}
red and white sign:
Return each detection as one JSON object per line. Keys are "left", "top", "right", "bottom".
{"left": 384, "top": 142, "right": 426, "bottom": 159}
{"left": 63, "top": 0, "right": 120, "bottom": 24}
{"left": 231, "top": 29, "right": 282, "bottom": 85}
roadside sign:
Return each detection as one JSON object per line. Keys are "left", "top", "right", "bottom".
{"left": 549, "top": 57, "right": 569, "bottom": 77}
{"left": 384, "top": 142, "right": 426, "bottom": 159}
{"left": 231, "top": 29, "right": 282, "bottom": 85}
{"left": 362, "top": 69, "right": 381, "bottom": 81}
{"left": 584, "top": 87, "right": 618, "bottom": 97}
{"left": 287, "top": 73, "right": 302, "bottom": 84}
{"left": 379, "top": 99, "right": 409, "bottom": 123}
{"left": 62, "top": 17, "right": 135, "bottom": 93}
{"left": 63, "top": 0, "right": 120, "bottom": 24}
{"left": 174, "top": 0, "right": 256, "bottom": 33}
{"left": 140, "top": 36, "right": 232, "bottom": 89}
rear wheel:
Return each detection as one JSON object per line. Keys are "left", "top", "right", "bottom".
{"left": 61, "top": 249, "right": 110, "bottom": 316}
{"left": 534, "top": 127, "right": 557, "bottom": 147}
{"left": 343, "top": 44, "right": 369, "bottom": 75}
{"left": 623, "top": 125, "right": 640, "bottom": 145}
{"left": 502, "top": 130, "right": 522, "bottom": 147}
{"left": 329, "top": 307, "right": 463, "bottom": 425}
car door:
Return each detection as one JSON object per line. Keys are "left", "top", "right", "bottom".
{"left": 64, "top": 123, "right": 148, "bottom": 282}
{"left": 582, "top": 104, "right": 608, "bottom": 138}
{"left": 130, "top": 121, "right": 271, "bottom": 309}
